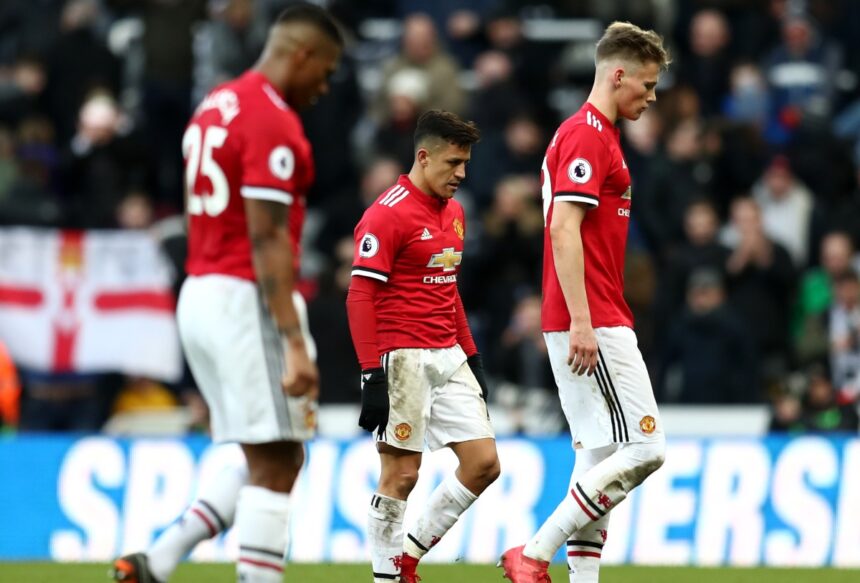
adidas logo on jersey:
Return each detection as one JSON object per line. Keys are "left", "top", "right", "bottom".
{"left": 587, "top": 111, "right": 603, "bottom": 132}
{"left": 420, "top": 228, "right": 432, "bottom": 240}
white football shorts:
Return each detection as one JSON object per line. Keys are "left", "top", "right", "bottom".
{"left": 377, "top": 345, "right": 495, "bottom": 452}
{"left": 177, "top": 274, "right": 317, "bottom": 444}
{"left": 545, "top": 326, "right": 663, "bottom": 448}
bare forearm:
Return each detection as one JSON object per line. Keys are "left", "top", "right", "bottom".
{"left": 551, "top": 226, "right": 591, "bottom": 325}
{"left": 251, "top": 228, "right": 301, "bottom": 335}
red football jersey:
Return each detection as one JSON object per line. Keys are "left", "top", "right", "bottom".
{"left": 541, "top": 103, "right": 634, "bottom": 331}
{"left": 351, "top": 175, "right": 466, "bottom": 353}
{"left": 183, "top": 71, "right": 314, "bottom": 281}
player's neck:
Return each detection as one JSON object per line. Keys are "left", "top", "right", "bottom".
{"left": 254, "top": 62, "right": 288, "bottom": 100}
{"left": 407, "top": 168, "right": 444, "bottom": 202}
{"left": 586, "top": 86, "right": 618, "bottom": 125}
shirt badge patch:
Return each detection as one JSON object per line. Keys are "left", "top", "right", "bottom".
{"left": 453, "top": 218, "right": 465, "bottom": 240}
{"left": 269, "top": 145, "right": 295, "bottom": 180}
{"left": 394, "top": 423, "right": 412, "bottom": 441}
{"left": 639, "top": 415, "right": 656, "bottom": 435}
{"left": 568, "top": 158, "right": 592, "bottom": 184}
{"left": 359, "top": 233, "right": 379, "bottom": 258}
{"left": 622, "top": 186, "right": 632, "bottom": 200}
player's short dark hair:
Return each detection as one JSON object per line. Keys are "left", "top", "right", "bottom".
{"left": 596, "top": 21, "right": 671, "bottom": 69}
{"left": 276, "top": 2, "right": 343, "bottom": 47}
{"left": 414, "top": 110, "right": 480, "bottom": 150}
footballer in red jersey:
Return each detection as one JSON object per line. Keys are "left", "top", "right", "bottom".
{"left": 346, "top": 111, "right": 499, "bottom": 583}
{"left": 501, "top": 22, "right": 671, "bottom": 583}
{"left": 112, "top": 6, "right": 342, "bottom": 583}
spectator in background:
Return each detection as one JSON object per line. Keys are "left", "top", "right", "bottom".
{"left": 763, "top": 11, "right": 843, "bottom": 135}
{"left": 315, "top": 157, "right": 404, "bottom": 260}
{"left": 60, "top": 90, "right": 152, "bottom": 228}
{"left": 192, "top": 0, "right": 267, "bottom": 103}
{"left": 1, "top": 115, "right": 61, "bottom": 226}
{"left": 493, "top": 292, "right": 565, "bottom": 436}
{"left": 373, "top": 13, "right": 464, "bottom": 123}
{"left": 751, "top": 154, "right": 814, "bottom": 266}
{"left": 636, "top": 118, "right": 709, "bottom": 257}
{"left": 722, "top": 197, "right": 796, "bottom": 386}
{"left": 308, "top": 236, "right": 359, "bottom": 404}
{"left": 464, "top": 175, "right": 543, "bottom": 358}
{"left": 678, "top": 9, "right": 732, "bottom": 117}
{"left": 44, "top": 0, "right": 120, "bottom": 143}
{"left": 829, "top": 269, "right": 860, "bottom": 398}
{"left": 793, "top": 231, "right": 860, "bottom": 363}
{"left": 0, "top": 54, "right": 47, "bottom": 126}
{"left": 482, "top": 7, "right": 553, "bottom": 123}
{"left": 107, "top": 0, "right": 207, "bottom": 209}
{"left": 654, "top": 197, "right": 731, "bottom": 351}
{"left": 772, "top": 362, "right": 859, "bottom": 433}
{"left": 659, "top": 268, "right": 757, "bottom": 404}
{"left": 467, "top": 49, "right": 527, "bottom": 134}
{"left": 372, "top": 68, "right": 427, "bottom": 170}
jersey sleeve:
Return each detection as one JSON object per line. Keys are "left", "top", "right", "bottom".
{"left": 238, "top": 112, "right": 306, "bottom": 206}
{"left": 550, "top": 125, "right": 610, "bottom": 208}
{"left": 351, "top": 205, "right": 402, "bottom": 283}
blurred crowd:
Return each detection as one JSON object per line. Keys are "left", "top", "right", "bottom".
{"left": 1, "top": 0, "right": 859, "bottom": 435}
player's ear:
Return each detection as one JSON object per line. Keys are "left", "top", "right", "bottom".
{"left": 416, "top": 147, "right": 429, "bottom": 167}
{"left": 613, "top": 67, "right": 624, "bottom": 89}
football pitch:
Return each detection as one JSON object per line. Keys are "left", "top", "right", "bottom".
{"left": 2, "top": 563, "right": 860, "bottom": 583}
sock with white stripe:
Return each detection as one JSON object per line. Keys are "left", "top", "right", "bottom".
{"left": 567, "top": 518, "right": 609, "bottom": 582}
{"left": 235, "top": 486, "right": 290, "bottom": 583}
{"left": 368, "top": 493, "right": 407, "bottom": 581}
{"left": 147, "top": 459, "right": 247, "bottom": 581}
{"left": 565, "top": 446, "right": 614, "bottom": 583}
{"left": 403, "top": 474, "right": 477, "bottom": 559}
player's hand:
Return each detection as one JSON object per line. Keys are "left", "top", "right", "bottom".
{"left": 568, "top": 321, "right": 598, "bottom": 376}
{"left": 467, "top": 353, "right": 489, "bottom": 401}
{"left": 282, "top": 337, "right": 319, "bottom": 398}
{"left": 358, "top": 367, "right": 389, "bottom": 438}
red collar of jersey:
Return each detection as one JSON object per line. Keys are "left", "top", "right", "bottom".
{"left": 398, "top": 174, "right": 450, "bottom": 210}
{"left": 584, "top": 102, "right": 620, "bottom": 137}
{"left": 244, "top": 70, "right": 288, "bottom": 105}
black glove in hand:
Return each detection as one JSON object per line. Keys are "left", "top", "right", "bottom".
{"left": 358, "top": 367, "right": 389, "bottom": 438}
{"left": 467, "top": 353, "right": 489, "bottom": 401}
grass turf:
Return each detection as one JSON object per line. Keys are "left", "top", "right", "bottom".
{"left": 1, "top": 563, "right": 859, "bottom": 583}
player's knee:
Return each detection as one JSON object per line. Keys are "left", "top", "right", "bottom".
{"left": 381, "top": 467, "right": 419, "bottom": 497}
{"left": 624, "top": 439, "right": 665, "bottom": 486}
{"left": 479, "top": 454, "right": 502, "bottom": 487}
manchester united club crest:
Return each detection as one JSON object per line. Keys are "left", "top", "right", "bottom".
{"left": 304, "top": 406, "right": 317, "bottom": 430}
{"left": 622, "top": 186, "right": 632, "bottom": 200}
{"left": 453, "top": 218, "right": 464, "bottom": 240}
{"left": 640, "top": 415, "right": 656, "bottom": 434}
{"left": 394, "top": 423, "right": 412, "bottom": 441}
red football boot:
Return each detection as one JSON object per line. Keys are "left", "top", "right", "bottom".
{"left": 498, "top": 545, "right": 552, "bottom": 583}
{"left": 399, "top": 553, "right": 421, "bottom": 583}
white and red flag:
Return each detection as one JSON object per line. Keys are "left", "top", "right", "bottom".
{"left": 0, "top": 228, "right": 182, "bottom": 382}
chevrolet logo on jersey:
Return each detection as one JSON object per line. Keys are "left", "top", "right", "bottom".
{"left": 427, "top": 247, "right": 462, "bottom": 272}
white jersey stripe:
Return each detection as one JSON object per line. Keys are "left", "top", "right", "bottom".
{"left": 241, "top": 186, "right": 293, "bottom": 205}
{"left": 384, "top": 190, "right": 410, "bottom": 207}
{"left": 380, "top": 185, "right": 404, "bottom": 206}
{"left": 351, "top": 268, "right": 389, "bottom": 282}
{"left": 555, "top": 194, "right": 599, "bottom": 207}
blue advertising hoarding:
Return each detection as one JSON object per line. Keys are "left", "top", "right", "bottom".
{"left": 0, "top": 434, "right": 858, "bottom": 566}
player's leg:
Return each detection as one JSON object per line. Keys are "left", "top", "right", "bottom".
{"left": 565, "top": 444, "right": 615, "bottom": 583}
{"left": 369, "top": 445, "right": 421, "bottom": 582}
{"left": 368, "top": 348, "right": 430, "bottom": 582}
{"left": 233, "top": 287, "right": 318, "bottom": 583}
{"left": 518, "top": 328, "right": 664, "bottom": 564}
{"left": 114, "top": 276, "right": 234, "bottom": 583}
{"left": 234, "top": 440, "right": 303, "bottom": 583}
{"left": 402, "top": 352, "right": 498, "bottom": 578}
{"left": 145, "top": 453, "right": 247, "bottom": 581}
